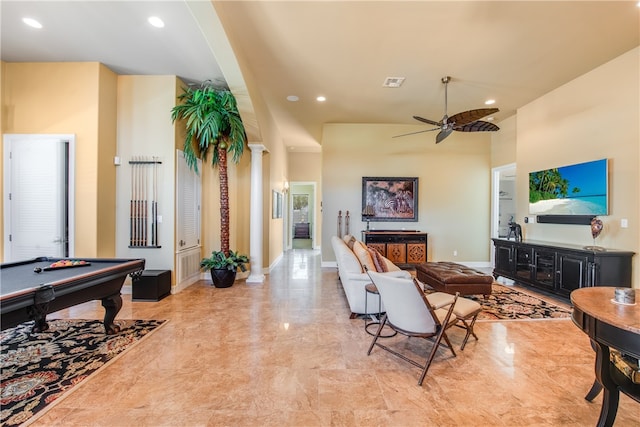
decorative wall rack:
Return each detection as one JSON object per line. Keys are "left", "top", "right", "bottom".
{"left": 129, "top": 156, "right": 162, "bottom": 248}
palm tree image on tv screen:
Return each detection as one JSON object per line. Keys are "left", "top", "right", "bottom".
{"left": 528, "top": 158, "right": 608, "bottom": 216}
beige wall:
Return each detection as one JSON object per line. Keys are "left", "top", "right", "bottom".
{"left": 1, "top": 62, "right": 117, "bottom": 258}
{"left": 289, "top": 151, "right": 322, "bottom": 182}
{"left": 491, "top": 115, "right": 517, "bottom": 168}
{"left": 268, "top": 136, "right": 288, "bottom": 267}
{"left": 115, "top": 75, "right": 178, "bottom": 269}
{"left": 515, "top": 47, "right": 639, "bottom": 287}
{"left": 321, "top": 123, "right": 492, "bottom": 264}
{"left": 97, "top": 66, "right": 118, "bottom": 257}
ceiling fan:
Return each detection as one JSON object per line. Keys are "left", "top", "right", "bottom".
{"left": 395, "top": 76, "right": 500, "bottom": 144}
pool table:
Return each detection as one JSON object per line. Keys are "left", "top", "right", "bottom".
{"left": 1, "top": 257, "right": 145, "bottom": 334}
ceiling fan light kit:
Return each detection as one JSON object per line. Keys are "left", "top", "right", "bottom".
{"left": 395, "top": 76, "right": 500, "bottom": 144}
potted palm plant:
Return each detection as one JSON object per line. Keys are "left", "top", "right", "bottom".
{"left": 171, "top": 82, "right": 248, "bottom": 288}
{"left": 200, "top": 250, "right": 249, "bottom": 288}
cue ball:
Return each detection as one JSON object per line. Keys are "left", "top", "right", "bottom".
{"left": 34, "top": 267, "right": 42, "bottom": 273}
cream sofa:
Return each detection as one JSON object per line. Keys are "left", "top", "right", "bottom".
{"left": 331, "top": 234, "right": 412, "bottom": 318}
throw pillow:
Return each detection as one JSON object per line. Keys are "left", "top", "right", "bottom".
{"left": 371, "top": 249, "right": 389, "bottom": 272}
{"left": 353, "top": 241, "right": 376, "bottom": 272}
{"left": 367, "top": 247, "right": 383, "bottom": 272}
{"left": 344, "top": 234, "right": 356, "bottom": 250}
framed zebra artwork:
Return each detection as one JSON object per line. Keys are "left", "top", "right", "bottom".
{"left": 361, "top": 177, "right": 418, "bottom": 222}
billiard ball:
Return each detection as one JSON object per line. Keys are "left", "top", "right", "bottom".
{"left": 34, "top": 267, "right": 42, "bottom": 273}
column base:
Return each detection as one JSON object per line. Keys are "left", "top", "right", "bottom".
{"left": 246, "top": 273, "right": 265, "bottom": 284}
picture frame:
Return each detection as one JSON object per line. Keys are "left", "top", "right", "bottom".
{"left": 272, "top": 190, "right": 283, "bottom": 219}
{"left": 362, "top": 177, "right": 418, "bottom": 222}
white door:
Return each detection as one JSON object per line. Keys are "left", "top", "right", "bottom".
{"left": 3, "top": 134, "right": 74, "bottom": 261}
{"left": 176, "top": 150, "right": 202, "bottom": 251}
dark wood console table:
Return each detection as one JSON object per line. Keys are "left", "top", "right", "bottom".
{"left": 293, "top": 222, "right": 310, "bottom": 239}
{"left": 363, "top": 231, "right": 427, "bottom": 268}
{"left": 492, "top": 239, "right": 634, "bottom": 297}
{"left": 571, "top": 287, "right": 639, "bottom": 427}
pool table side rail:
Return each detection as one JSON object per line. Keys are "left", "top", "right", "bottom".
{"left": 0, "top": 258, "right": 144, "bottom": 301}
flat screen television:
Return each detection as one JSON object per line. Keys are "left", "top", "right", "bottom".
{"left": 529, "top": 158, "right": 608, "bottom": 216}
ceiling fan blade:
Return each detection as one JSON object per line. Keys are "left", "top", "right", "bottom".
{"left": 392, "top": 128, "right": 439, "bottom": 138}
{"left": 455, "top": 120, "right": 500, "bottom": 132}
{"left": 448, "top": 108, "right": 499, "bottom": 126}
{"left": 435, "top": 128, "right": 454, "bottom": 144}
{"left": 413, "top": 115, "right": 441, "bottom": 126}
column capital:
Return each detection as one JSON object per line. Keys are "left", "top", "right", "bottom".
{"left": 248, "top": 143, "right": 267, "bottom": 153}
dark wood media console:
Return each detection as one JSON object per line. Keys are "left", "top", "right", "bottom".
{"left": 492, "top": 238, "right": 634, "bottom": 297}
{"left": 363, "top": 231, "right": 427, "bottom": 268}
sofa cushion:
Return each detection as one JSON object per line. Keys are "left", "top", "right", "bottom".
{"left": 353, "top": 241, "right": 376, "bottom": 272}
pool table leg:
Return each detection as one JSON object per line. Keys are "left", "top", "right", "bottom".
{"left": 585, "top": 380, "right": 603, "bottom": 401}
{"left": 32, "top": 316, "right": 49, "bottom": 333}
{"left": 101, "top": 293, "right": 123, "bottom": 334}
{"left": 30, "top": 285, "right": 55, "bottom": 333}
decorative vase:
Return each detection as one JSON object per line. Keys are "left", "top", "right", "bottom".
{"left": 210, "top": 269, "right": 237, "bottom": 288}
{"left": 584, "top": 217, "right": 605, "bottom": 251}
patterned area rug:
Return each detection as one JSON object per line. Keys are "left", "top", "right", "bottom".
{"left": 0, "top": 318, "right": 166, "bottom": 426}
{"left": 466, "top": 284, "right": 572, "bottom": 321}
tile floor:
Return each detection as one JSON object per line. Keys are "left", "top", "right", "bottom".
{"left": 35, "top": 249, "right": 638, "bottom": 426}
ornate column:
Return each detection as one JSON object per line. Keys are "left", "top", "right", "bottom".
{"left": 246, "top": 143, "right": 266, "bottom": 283}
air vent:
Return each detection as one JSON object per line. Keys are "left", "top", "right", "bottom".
{"left": 382, "top": 77, "right": 405, "bottom": 88}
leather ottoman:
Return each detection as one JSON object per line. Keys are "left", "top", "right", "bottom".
{"left": 415, "top": 262, "right": 493, "bottom": 297}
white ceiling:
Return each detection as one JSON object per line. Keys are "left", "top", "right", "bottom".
{"left": 1, "top": 1, "right": 225, "bottom": 85}
{"left": 2, "top": 1, "right": 639, "bottom": 151}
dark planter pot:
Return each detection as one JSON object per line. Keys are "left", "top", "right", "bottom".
{"left": 210, "top": 269, "right": 237, "bottom": 288}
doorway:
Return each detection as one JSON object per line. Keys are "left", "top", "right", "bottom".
{"left": 289, "top": 182, "right": 316, "bottom": 250}
{"left": 491, "top": 163, "right": 517, "bottom": 238}
{"left": 3, "top": 134, "right": 75, "bottom": 261}
{"left": 491, "top": 163, "right": 516, "bottom": 237}
{"left": 491, "top": 163, "right": 516, "bottom": 265}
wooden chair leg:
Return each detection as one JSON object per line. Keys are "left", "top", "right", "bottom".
{"left": 441, "top": 332, "right": 457, "bottom": 357}
{"left": 460, "top": 313, "right": 479, "bottom": 350}
{"left": 418, "top": 326, "right": 454, "bottom": 386}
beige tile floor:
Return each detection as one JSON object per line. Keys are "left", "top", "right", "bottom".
{"left": 36, "top": 249, "right": 638, "bottom": 426}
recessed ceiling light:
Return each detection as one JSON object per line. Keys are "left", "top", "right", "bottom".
{"left": 485, "top": 99, "right": 496, "bottom": 105}
{"left": 148, "top": 16, "right": 165, "bottom": 28}
{"left": 486, "top": 117, "right": 495, "bottom": 121}
{"left": 22, "top": 17, "right": 43, "bottom": 29}
{"left": 316, "top": 96, "right": 326, "bottom": 102}
{"left": 286, "top": 95, "right": 299, "bottom": 102}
